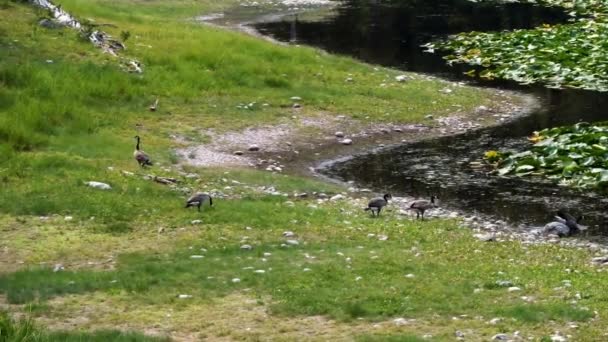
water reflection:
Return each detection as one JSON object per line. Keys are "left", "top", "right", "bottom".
{"left": 255, "top": 0, "right": 570, "bottom": 76}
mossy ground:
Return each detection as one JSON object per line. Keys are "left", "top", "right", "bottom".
{"left": 2, "top": 0, "right": 608, "bottom": 341}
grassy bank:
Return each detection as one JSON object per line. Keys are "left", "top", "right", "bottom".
{"left": 4, "top": 0, "right": 607, "bottom": 341}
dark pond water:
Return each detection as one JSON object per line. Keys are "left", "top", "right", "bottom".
{"left": 231, "top": 0, "right": 608, "bottom": 232}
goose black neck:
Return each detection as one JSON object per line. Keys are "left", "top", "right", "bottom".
{"left": 136, "top": 136, "right": 140, "bottom": 150}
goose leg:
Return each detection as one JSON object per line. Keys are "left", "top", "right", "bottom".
{"left": 197, "top": 203, "right": 201, "bottom": 212}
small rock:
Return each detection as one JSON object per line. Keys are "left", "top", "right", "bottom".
{"left": 378, "top": 235, "right": 388, "bottom": 241}
{"left": 248, "top": 144, "right": 260, "bottom": 152}
{"left": 492, "top": 333, "right": 509, "bottom": 340}
{"left": 508, "top": 286, "right": 521, "bottom": 292}
{"left": 283, "top": 201, "right": 295, "bottom": 207}
{"left": 39, "top": 18, "right": 63, "bottom": 29}
{"left": 85, "top": 181, "right": 111, "bottom": 190}
{"left": 253, "top": 269, "right": 266, "bottom": 274}
{"left": 241, "top": 244, "right": 253, "bottom": 250}
{"left": 395, "top": 75, "right": 408, "bottom": 82}
{"left": 191, "top": 220, "right": 202, "bottom": 225}
{"left": 355, "top": 276, "right": 362, "bottom": 281}
{"left": 286, "top": 239, "right": 299, "bottom": 246}
{"left": 177, "top": 294, "right": 192, "bottom": 299}
{"left": 345, "top": 77, "right": 354, "bottom": 82}
{"left": 475, "top": 233, "right": 496, "bottom": 242}
{"left": 455, "top": 331, "right": 465, "bottom": 339}
{"left": 330, "top": 194, "right": 345, "bottom": 201}
{"left": 53, "top": 264, "right": 64, "bottom": 272}
{"left": 425, "top": 114, "right": 434, "bottom": 120}
{"left": 488, "top": 317, "right": 502, "bottom": 325}
{"left": 290, "top": 96, "right": 302, "bottom": 101}
{"left": 292, "top": 103, "right": 302, "bottom": 109}
{"left": 231, "top": 278, "right": 241, "bottom": 283}
{"left": 496, "top": 280, "right": 513, "bottom": 287}
{"left": 393, "top": 317, "right": 409, "bottom": 326}
{"left": 405, "top": 273, "right": 415, "bottom": 278}
{"left": 335, "top": 131, "right": 345, "bottom": 138}
{"left": 190, "top": 255, "right": 204, "bottom": 259}
{"left": 64, "top": 216, "right": 73, "bottom": 221}
{"left": 233, "top": 151, "right": 244, "bottom": 156}
{"left": 550, "top": 333, "right": 567, "bottom": 342}
{"left": 283, "top": 231, "right": 296, "bottom": 237}
{"left": 303, "top": 268, "right": 311, "bottom": 272}
{"left": 340, "top": 139, "right": 353, "bottom": 145}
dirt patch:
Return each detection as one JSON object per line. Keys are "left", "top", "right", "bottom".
{"left": 175, "top": 90, "right": 538, "bottom": 175}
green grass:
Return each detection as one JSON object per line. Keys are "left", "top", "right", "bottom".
{"left": 2, "top": 0, "right": 597, "bottom": 340}
{"left": 0, "top": 311, "right": 167, "bottom": 341}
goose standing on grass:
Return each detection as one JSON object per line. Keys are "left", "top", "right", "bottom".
{"left": 133, "top": 135, "right": 153, "bottom": 167}
{"left": 364, "top": 193, "right": 392, "bottom": 217}
{"left": 185, "top": 192, "right": 213, "bottom": 212}
{"left": 544, "top": 209, "right": 586, "bottom": 237}
{"left": 409, "top": 196, "right": 437, "bottom": 220}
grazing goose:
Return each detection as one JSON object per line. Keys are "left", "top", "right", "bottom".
{"left": 133, "top": 135, "right": 153, "bottom": 167}
{"left": 409, "top": 196, "right": 437, "bottom": 220}
{"left": 544, "top": 210, "right": 586, "bottom": 237}
{"left": 364, "top": 193, "right": 392, "bottom": 217}
{"left": 185, "top": 192, "right": 213, "bottom": 212}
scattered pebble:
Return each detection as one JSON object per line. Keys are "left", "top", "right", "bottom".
{"left": 283, "top": 231, "right": 296, "bottom": 237}
{"left": 492, "top": 333, "right": 509, "bottom": 340}
{"left": 508, "top": 286, "right": 522, "bottom": 292}
{"left": 231, "top": 278, "right": 241, "bottom": 283}
{"left": 190, "top": 255, "right": 204, "bottom": 259}
{"left": 405, "top": 273, "right": 415, "bottom": 278}
{"left": 330, "top": 194, "right": 345, "bottom": 201}
{"left": 191, "top": 220, "right": 202, "bottom": 225}
{"left": 85, "top": 181, "right": 111, "bottom": 190}
{"left": 340, "top": 138, "right": 353, "bottom": 145}
{"left": 335, "top": 131, "right": 345, "bottom": 138}
{"left": 248, "top": 144, "right": 260, "bottom": 152}
{"left": 240, "top": 244, "right": 253, "bottom": 250}
{"left": 53, "top": 264, "right": 64, "bottom": 272}
{"left": 286, "top": 239, "right": 299, "bottom": 246}
{"left": 254, "top": 269, "right": 266, "bottom": 274}
{"left": 177, "top": 294, "right": 192, "bottom": 299}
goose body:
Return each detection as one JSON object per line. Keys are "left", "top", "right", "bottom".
{"left": 185, "top": 192, "right": 213, "bottom": 212}
{"left": 409, "top": 196, "right": 437, "bottom": 219}
{"left": 364, "top": 194, "right": 391, "bottom": 217}
{"left": 544, "top": 210, "right": 586, "bottom": 237}
{"left": 134, "top": 135, "right": 153, "bottom": 167}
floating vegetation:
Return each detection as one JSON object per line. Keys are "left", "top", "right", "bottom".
{"left": 424, "top": 0, "right": 608, "bottom": 91}
{"left": 487, "top": 122, "right": 608, "bottom": 190}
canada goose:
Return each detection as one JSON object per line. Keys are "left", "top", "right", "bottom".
{"left": 133, "top": 135, "right": 153, "bottom": 167}
{"left": 544, "top": 210, "right": 586, "bottom": 237}
{"left": 185, "top": 192, "right": 213, "bottom": 212}
{"left": 409, "top": 196, "right": 437, "bottom": 219}
{"left": 364, "top": 193, "right": 391, "bottom": 217}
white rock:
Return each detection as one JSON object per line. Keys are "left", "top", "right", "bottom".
{"left": 290, "top": 96, "right": 302, "bottom": 101}
{"left": 231, "top": 278, "right": 241, "bottom": 283}
{"left": 191, "top": 220, "right": 202, "bottom": 225}
{"left": 177, "top": 294, "right": 192, "bottom": 299}
{"left": 393, "top": 317, "right": 409, "bottom": 325}
{"left": 190, "top": 255, "right": 204, "bottom": 259}
{"left": 283, "top": 201, "right": 295, "bottom": 207}
{"left": 53, "top": 264, "right": 64, "bottom": 272}
{"left": 395, "top": 75, "right": 408, "bottom": 82}
{"left": 330, "top": 194, "right": 345, "bottom": 201}
{"left": 340, "top": 138, "right": 353, "bottom": 145}
{"left": 248, "top": 144, "right": 260, "bottom": 152}
{"left": 283, "top": 231, "right": 296, "bottom": 237}
{"left": 488, "top": 317, "right": 502, "bottom": 325}
{"left": 378, "top": 235, "right": 388, "bottom": 241}
{"left": 550, "top": 333, "right": 567, "bottom": 342}
{"left": 254, "top": 269, "right": 266, "bottom": 274}
{"left": 508, "top": 286, "right": 521, "bottom": 292}
{"left": 355, "top": 276, "right": 362, "bottom": 281}
{"left": 85, "top": 181, "right": 111, "bottom": 190}
{"left": 303, "top": 268, "right": 311, "bottom": 272}
{"left": 286, "top": 239, "right": 299, "bottom": 245}
{"left": 335, "top": 131, "right": 345, "bottom": 138}
{"left": 241, "top": 244, "right": 253, "bottom": 250}
{"left": 64, "top": 216, "right": 73, "bottom": 221}
{"left": 405, "top": 273, "right": 415, "bottom": 278}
